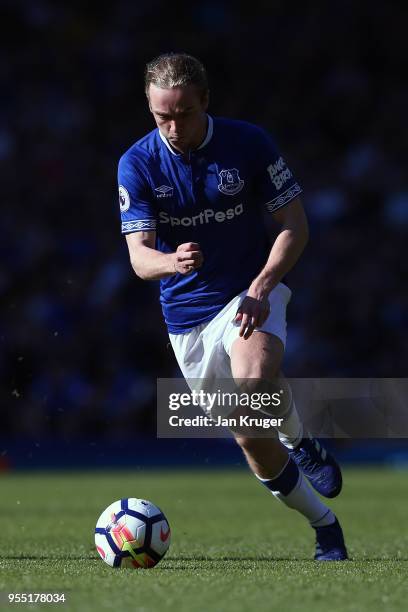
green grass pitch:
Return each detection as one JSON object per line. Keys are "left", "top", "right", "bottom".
{"left": 1, "top": 468, "right": 408, "bottom": 611}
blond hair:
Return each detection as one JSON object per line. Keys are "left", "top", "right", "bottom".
{"left": 145, "top": 53, "right": 208, "bottom": 99}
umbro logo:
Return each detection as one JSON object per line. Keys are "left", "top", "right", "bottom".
{"left": 155, "top": 185, "right": 174, "bottom": 198}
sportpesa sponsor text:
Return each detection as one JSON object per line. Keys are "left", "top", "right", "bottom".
{"left": 159, "top": 203, "right": 244, "bottom": 227}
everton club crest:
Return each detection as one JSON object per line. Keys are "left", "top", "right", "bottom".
{"left": 218, "top": 168, "right": 244, "bottom": 196}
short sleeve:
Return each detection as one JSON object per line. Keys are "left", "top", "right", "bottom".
{"left": 254, "top": 128, "right": 302, "bottom": 214}
{"left": 118, "top": 149, "right": 156, "bottom": 234}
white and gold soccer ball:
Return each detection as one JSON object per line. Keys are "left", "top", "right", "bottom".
{"left": 95, "top": 498, "right": 171, "bottom": 568}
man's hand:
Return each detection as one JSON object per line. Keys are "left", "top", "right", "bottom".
{"left": 234, "top": 293, "right": 270, "bottom": 340}
{"left": 174, "top": 242, "right": 203, "bottom": 275}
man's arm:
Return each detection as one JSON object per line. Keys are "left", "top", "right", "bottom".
{"left": 251, "top": 196, "right": 309, "bottom": 298}
{"left": 234, "top": 197, "right": 308, "bottom": 338}
{"left": 125, "top": 231, "right": 203, "bottom": 280}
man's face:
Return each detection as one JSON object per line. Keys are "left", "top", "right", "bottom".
{"left": 148, "top": 84, "right": 209, "bottom": 154}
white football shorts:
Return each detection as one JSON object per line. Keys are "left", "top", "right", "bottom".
{"left": 169, "top": 282, "right": 292, "bottom": 382}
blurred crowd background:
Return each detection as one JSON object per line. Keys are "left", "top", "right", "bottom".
{"left": 1, "top": 1, "right": 407, "bottom": 460}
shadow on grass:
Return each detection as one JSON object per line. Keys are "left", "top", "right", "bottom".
{"left": 2, "top": 555, "right": 408, "bottom": 563}
{"left": 0, "top": 555, "right": 97, "bottom": 561}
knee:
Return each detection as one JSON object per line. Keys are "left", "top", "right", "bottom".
{"left": 232, "top": 350, "right": 282, "bottom": 381}
{"left": 233, "top": 362, "right": 278, "bottom": 380}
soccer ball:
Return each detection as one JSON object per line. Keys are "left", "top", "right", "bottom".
{"left": 95, "top": 498, "right": 171, "bottom": 568}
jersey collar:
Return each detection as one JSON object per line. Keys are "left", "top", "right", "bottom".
{"left": 158, "top": 115, "right": 213, "bottom": 155}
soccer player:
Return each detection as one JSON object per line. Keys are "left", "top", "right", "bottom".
{"left": 118, "top": 53, "right": 347, "bottom": 560}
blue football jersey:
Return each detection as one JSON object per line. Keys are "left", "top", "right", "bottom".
{"left": 118, "top": 116, "right": 302, "bottom": 334}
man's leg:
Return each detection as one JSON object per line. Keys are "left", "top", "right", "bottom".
{"left": 229, "top": 330, "right": 300, "bottom": 482}
{"left": 228, "top": 333, "right": 347, "bottom": 560}
{"left": 227, "top": 409, "right": 347, "bottom": 560}
{"left": 228, "top": 331, "right": 347, "bottom": 560}
{"left": 230, "top": 331, "right": 342, "bottom": 498}
{"left": 231, "top": 332, "right": 304, "bottom": 443}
